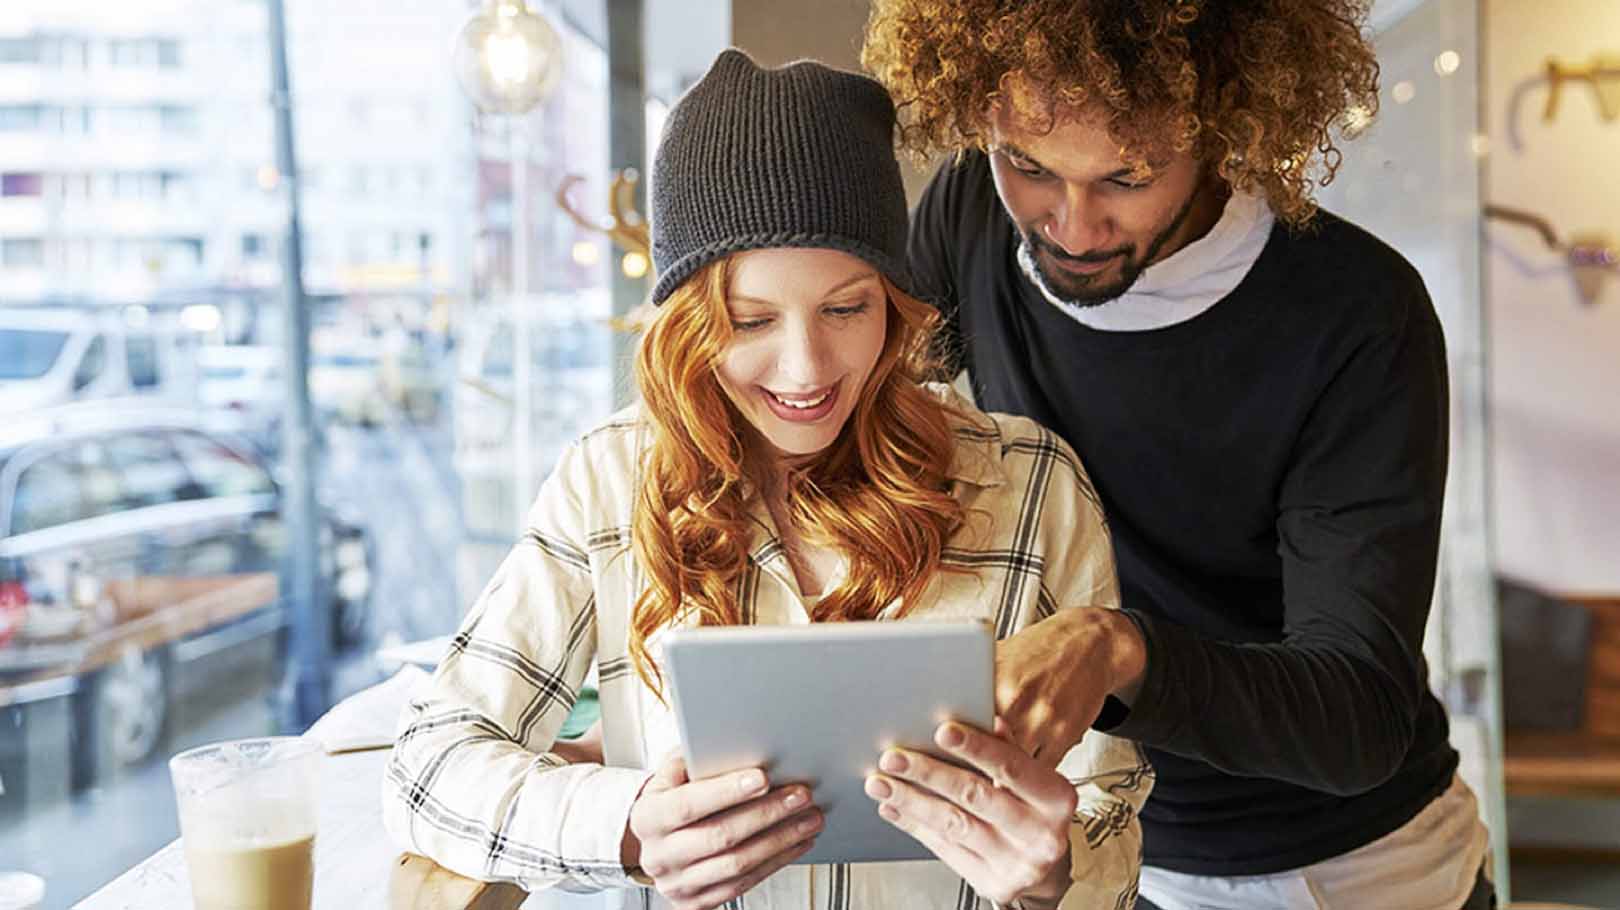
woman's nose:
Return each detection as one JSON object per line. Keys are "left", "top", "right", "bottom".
{"left": 777, "top": 324, "right": 830, "bottom": 385}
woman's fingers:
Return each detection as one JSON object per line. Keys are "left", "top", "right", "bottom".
{"left": 633, "top": 767, "right": 770, "bottom": 840}
{"left": 658, "top": 803, "right": 823, "bottom": 901}
{"left": 646, "top": 784, "right": 816, "bottom": 874}
{"left": 673, "top": 833, "right": 818, "bottom": 910}
{"left": 870, "top": 744, "right": 1028, "bottom": 833}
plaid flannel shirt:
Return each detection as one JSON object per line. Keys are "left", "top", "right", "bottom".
{"left": 382, "top": 387, "right": 1153, "bottom": 909}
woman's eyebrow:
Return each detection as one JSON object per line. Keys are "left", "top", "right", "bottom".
{"left": 823, "top": 270, "right": 880, "bottom": 296}
{"left": 730, "top": 270, "right": 880, "bottom": 306}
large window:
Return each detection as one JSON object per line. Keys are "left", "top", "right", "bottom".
{"left": 0, "top": 2, "right": 660, "bottom": 905}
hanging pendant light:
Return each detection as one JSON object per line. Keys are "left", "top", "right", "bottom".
{"left": 452, "top": 0, "right": 564, "bottom": 114}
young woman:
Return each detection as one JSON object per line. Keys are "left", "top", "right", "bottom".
{"left": 383, "top": 49, "right": 1150, "bottom": 910}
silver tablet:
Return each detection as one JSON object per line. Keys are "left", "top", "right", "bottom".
{"left": 662, "top": 620, "right": 993, "bottom": 865}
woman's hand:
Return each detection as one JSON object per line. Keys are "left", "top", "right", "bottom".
{"left": 863, "top": 720, "right": 1076, "bottom": 907}
{"left": 623, "top": 753, "right": 823, "bottom": 910}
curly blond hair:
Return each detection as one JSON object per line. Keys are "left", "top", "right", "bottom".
{"left": 862, "top": 0, "right": 1380, "bottom": 225}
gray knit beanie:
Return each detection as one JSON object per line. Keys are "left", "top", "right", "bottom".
{"left": 649, "top": 48, "right": 910, "bottom": 305}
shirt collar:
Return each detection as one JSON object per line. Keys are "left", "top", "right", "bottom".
{"left": 1019, "top": 190, "right": 1275, "bottom": 332}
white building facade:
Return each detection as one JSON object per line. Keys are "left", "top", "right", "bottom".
{"left": 0, "top": 0, "right": 477, "bottom": 306}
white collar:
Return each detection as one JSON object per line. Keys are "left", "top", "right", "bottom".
{"left": 1018, "top": 190, "right": 1275, "bottom": 332}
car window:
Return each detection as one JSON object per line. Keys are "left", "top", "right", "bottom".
{"left": 168, "top": 431, "right": 274, "bottom": 498}
{"left": 0, "top": 328, "right": 70, "bottom": 380}
{"left": 10, "top": 449, "right": 85, "bottom": 534}
{"left": 72, "top": 334, "right": 106, "bottom": 392}
{"left": 72, "top": 439, "right": 137, "bottom": 522}
{"left": 126, "top": 334, "right": 161, "bottom": 389}
{"left": 106, "top": 432, "right": 194, "bottom": 508}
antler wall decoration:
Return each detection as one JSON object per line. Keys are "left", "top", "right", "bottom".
{"left": 1543, "top": 54, "right": 1620, "bottom": 122}
{"left": 1485, "top": 203, "right": 1617, "bottom": 306}
{"left": 556, "top": 171, "right": 650, "bottom": 256}
{"left": 556, "top": 170, "right": 654, "bottom": 331}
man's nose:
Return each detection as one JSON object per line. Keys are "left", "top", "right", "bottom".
{"left": 1046, "top": 186, "right": 1109, "bottom": 255}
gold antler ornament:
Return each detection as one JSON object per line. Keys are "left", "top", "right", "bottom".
{"left": 1543, "top": 55, "right": 1620, "bottom": 122}
{"left": 556, "top": 171, "right": 650, "bottom": 255}
{"left": 556, "top": 171, "right": 655, "bottom": 331}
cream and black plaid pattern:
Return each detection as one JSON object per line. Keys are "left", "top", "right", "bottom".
{"left": 382, "top": 387, "right": 1153, "bottom": 909}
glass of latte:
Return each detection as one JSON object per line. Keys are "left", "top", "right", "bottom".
{"left": 169, "top": 736, "right": 321, "bottom": 910}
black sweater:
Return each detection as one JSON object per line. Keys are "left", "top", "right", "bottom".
{"left": 909, "top": 152, "right": 1458, "bottom": 876}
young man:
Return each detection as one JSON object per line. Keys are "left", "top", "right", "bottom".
{"left": 865, "top": 2, "right": 1494, "bottom": 908}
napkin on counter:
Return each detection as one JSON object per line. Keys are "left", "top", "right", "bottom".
{"left": 305, "top": 665, "right": 430, "bottom": 755}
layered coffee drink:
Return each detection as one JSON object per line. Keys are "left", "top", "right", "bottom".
{"left": 184, "top": 832, "right": 315, "bottom": 910}
{"left": 170, "top": 737, "right": 322, "bottom": 910}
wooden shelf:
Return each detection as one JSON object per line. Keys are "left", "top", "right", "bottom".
{"left": 1504, "top": 594, "right": 1620, "bottom": 798}
{"left": 1505, "top": 732, "right": 1620, "bottom": 798}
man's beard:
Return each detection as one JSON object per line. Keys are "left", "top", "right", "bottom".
{"left": 1017, "top": 190, "right": 1202, "bottom": 308}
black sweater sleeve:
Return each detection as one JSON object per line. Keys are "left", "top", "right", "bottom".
{"left": 1108, "top": 296, "right": 1450, "bottom": 797}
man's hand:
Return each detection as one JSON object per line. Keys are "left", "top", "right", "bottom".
{"left": 623, "top": 753, "right": 822, "bottom": 910}
{"left": 863, "top": 720, "right": 1076, "bottom": 907}
{"left": 994, "top": 608, "right": 1147, "bottom": 767}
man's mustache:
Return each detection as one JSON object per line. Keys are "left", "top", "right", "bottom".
{"left": 1027, "top": 231, "right": 1131, "bottom": 265}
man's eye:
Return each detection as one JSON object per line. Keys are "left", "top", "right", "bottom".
{"left": 1009, "top": 158, "right": 1046, "bottom": 178}
{"left": 1108, "top": 177, "right": 1151, "bottom": 190}
{"left": 997, "top": 150, "right": 1045, "bottom": 178}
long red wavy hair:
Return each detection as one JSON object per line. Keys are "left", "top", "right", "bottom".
{"left": 628, "top": 255, "right": 966, "bottom": 695}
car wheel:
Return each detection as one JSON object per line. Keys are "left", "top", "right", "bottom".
{"left": 73, "top": 645, "right": 169, "bottom": 789}
{"left": 327, "top": 534, "right": 372, "bottom": 651}
{"left": 331, "top": 590, "right": 369, "bottom": 651}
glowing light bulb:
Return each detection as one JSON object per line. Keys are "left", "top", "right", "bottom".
{"left": 571, "top": 241, "right": 600, "bottom": 266}
{"left": 621, "top": 251, "right": 649, "bottom": 279}
{"left": 484, "top": 30, "right": 531, "bottom": 87}
{"left": 451, "top": 0, "right": 563, "bottom": 115}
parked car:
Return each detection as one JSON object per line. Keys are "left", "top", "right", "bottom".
{"left": 0, "top": 305, "right": 202, "bottom": 414}
{"left": 379, "top": 342, "right": 442, "bottom": 423}
{"left": 196, "top": 344, "right": 286, "bottom": 456}
{"left": 0, "top": 402, "right": 373, "bottom": 793}
{"left": 309, "top": 343, "right": 387, "bottom": 428}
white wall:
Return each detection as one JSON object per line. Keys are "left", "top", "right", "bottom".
{"left": 1485, "top": 0, "right": 1620, "bottom": 595}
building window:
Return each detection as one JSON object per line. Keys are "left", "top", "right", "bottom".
{"left": 1, "top": 237, "right": 45, "bottom": 267}
{"left": 0, "top": 105, "right": 42, "bottom": 131}
{"left": 160, "top": 106, "right": 197, "bottom": 136}
{"left": 59, "top": 105, "right": 91, "bottom": 134}
{"left": 104, "top": 106, "right": 161, "bottom": 133}
{"left": 169, "top": 237, "right": 204, "bottom": 268}
{"left": 0, "top": 36, "right": 41, "bottom": 64}
{"left": 156, "top": 39, "right": 181, "bottom": 68}
{"left": 1, "top": 173, "right": 43, "bottom": 197}
{"left": 107, "top": 38, "right": 139, "bottom": 66}
{"left": 53, "top": 35, "right": 91, "bottom": 70}
{"left": 242, "top": 234, "right": 268, "bottom": 259}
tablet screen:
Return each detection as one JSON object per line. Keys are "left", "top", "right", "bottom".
{"left": 663, "top": 621, "right": 993, "bottom": 865}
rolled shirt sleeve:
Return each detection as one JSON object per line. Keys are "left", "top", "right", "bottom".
{"left": 381, "top": 442, "right": 652, "bottom": 892}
